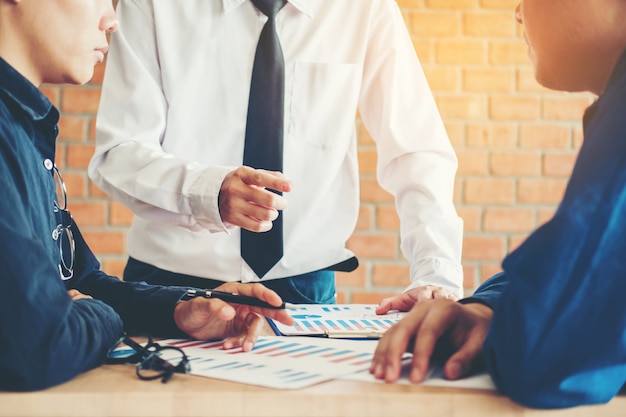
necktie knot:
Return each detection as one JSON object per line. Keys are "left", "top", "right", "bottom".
{"left": 251, "top": 0, "right": 286, "bottom": 19}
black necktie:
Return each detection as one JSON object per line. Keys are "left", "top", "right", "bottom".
{"left": 241, "top": 0, "right": 287, "bottom": 278}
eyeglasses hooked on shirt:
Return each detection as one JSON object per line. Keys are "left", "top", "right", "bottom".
{"left": 45, "top": 158, "right": 75, "bottom": 281}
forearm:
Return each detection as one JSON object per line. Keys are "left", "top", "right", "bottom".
{"left": 90, "top": 140, "right": 231, "bottom": 231}
{"left": 482, "top": 268, "right": 626, "bottom": 408}
{"left": 69, "top": 223, "right": 187, "bottom": 338}
{"left": 78, "top": 277, "right": 187, "bottom": 338}
{"left": 0, "top": 260, "right": 124, "bottom": 391}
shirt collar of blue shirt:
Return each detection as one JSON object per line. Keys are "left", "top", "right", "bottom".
{"left": 582, "top": 49, "right": 626, "bottom": 131}
{"left": 0, "top": 56, "right": 59, "bottom": 160}
{"left": 606, "top": 49, "right": 626, "bottom": 92}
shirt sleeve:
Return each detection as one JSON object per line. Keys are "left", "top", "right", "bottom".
{"left": 0, "top": 177, "right": 122, "bottom": 391}
{"left": 88, "top": 0, "right": 230, "bottom": 233}
{"left": 458, "top": 272, "right": 508, "bottom": 310}
{"left": 0, "top": 214, "right": 187, "bottom": 392}
{"left": 69, "top": 217, "right": 188, "bottom": 339}
{"left": 358, "top": 0, "right": 463, "bottom": 297}
{"left": 0, "top": 147, "right": 187, "bottom": 392}
{"left": 480, "top": 146, "right": 626, "bottom": 408}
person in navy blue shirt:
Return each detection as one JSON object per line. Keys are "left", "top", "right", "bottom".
{"left": 0, "top": 0, "right": 292, "bottom": 392}
{"left": 371, "top": 0, "right": 626, "bottom": 409}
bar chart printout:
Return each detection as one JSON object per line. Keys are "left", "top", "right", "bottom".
{"left": 269, "top": 304, "right": 407, "bottom": 338}
{"left": 160, "top": 336, "right": 405, "bottom": 389}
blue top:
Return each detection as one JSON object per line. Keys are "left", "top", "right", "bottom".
{"left": 466, "top": 51, "right": 626, "bottom": 409}
{"left": 0, "top": 57, "right": 187, "bottom": 391}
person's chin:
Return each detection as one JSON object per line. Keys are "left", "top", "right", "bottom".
{"left": 66, "top": 68, "right": 96, "bottom": 86}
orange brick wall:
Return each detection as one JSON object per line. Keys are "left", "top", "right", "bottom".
{"left": 44, "top": 0, "right": 593, "bottom": 303}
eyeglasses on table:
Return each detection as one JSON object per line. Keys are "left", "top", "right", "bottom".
{"left": 106, "top": 334, "right": 190, "bottom": 383}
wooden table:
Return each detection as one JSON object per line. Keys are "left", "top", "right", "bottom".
{"left": 0, "top": 363, "right": 624, "bottom": 417}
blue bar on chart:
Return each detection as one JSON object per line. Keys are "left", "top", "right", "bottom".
{"left": 160, "top": 336, "right": 389, "bottom": 389}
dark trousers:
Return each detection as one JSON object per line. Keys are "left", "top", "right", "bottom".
{"left": 123, "top": 257, "right": 337, "bottom": 304}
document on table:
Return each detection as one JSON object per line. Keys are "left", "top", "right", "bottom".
{"left": 160, "top": 337, "right": 405, "bottom": 389}
{"left": 268, "top": 304, "right": 407, "bottom": 338}
{"left": 159, "top": 337, "right": 495, "bottom": 391}
{"left": 342, "top": 362, "right": 496, "bottom": 391}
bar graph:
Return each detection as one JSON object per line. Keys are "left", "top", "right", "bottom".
{"left": 270, "top": 304, "right": 406, "bottom": 337}
{"left": 162, "top": 336, "right": 404, "bottom": 389}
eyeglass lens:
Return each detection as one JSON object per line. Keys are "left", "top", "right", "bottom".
{"left": 137, "top": 347, "right": 188, "bottom": 382}
{"left": 52, "top": 165, "right": 67, "bottom": 212}
{"left": 107, "top": 336, "right": 189, "bottom": 383}
{"left": 53, "top": 217, "right": 75, "bottom": 280}
{"left": 48, "top": 162, "right": 74, "bottom": 280}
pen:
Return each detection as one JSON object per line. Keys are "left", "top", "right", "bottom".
{"left": 184, "top": 288, "right": 298, "bottom": 310}
{"left": 325, "top": 329, "right": 386, "bottom": 339}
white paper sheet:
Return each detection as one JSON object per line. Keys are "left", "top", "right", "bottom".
{"left": 269, "top": 304, "right": 406, "bottom": 338}
{"left": 160, "top": 337, "right": 495, "bottom": 391}
{"left": 161, "top": 337, "right": 408, "bottom": 389}
{"left": 342, "top": 359, "right": 496, "bottom": 391}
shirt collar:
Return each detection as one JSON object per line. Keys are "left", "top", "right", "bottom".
{"left": 0, "top": 56, "right": 59, "bottom": 159}
{"left": 583, "top": 49, "right": 626, "bottom": 129}
{"left": 604, "top": 48, "right": 626, "bottom": 94}
{"left": 0, "top": 56, "right": 57, "bottom": 124}
{"left": 222, "top": 0, "right": 312, "bottom": 17}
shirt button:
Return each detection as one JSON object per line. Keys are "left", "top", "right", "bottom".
{"left": 43, "top": 159, "right": 54, "bottom": 171}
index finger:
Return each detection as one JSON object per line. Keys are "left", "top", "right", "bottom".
{"left": 241, "top": 167, "right": 292, "bottom": 193}
{"left": 222, "top": 312, "right": 266, "bottom": 351}
{"left": 371, "top": 302, "right": 432, "bottom": 383}
{"left": 409, "top": 301, "right": 459, "bottom": 382}
{"left": 376, "top": 293, "right": 416, "bottom": 315}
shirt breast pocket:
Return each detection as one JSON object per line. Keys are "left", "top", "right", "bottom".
{"left": 287, "top": 61, "right": 360, "bottom": 149}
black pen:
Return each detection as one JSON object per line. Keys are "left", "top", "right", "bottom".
{"left": 184, "top": 288, "right": 298, "bottom": 310}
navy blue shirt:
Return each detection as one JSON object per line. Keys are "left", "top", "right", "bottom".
{"left": 0, "top": 57, "right": 187, "bottom": 391}
{"left": 466, "top": 51, "right": 626, "bottom": 409}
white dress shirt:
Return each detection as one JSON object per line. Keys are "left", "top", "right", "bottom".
{"left": 90, "top": 0, "right": 464, "bottom": 296}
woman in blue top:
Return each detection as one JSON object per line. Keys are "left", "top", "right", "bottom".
{"left": 371, "top": 0, "right": 626, "bottom": 409}
{"left": 0, "top": 0, "right": 292, "bottom": 392}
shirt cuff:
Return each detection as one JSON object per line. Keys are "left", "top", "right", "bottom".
{"left": 188, "top": 165, "right": 236, "bottom": 233}
{"left": 458, "top": 271, "right": 507, "bottom": 310}
{"left": 405, "top": 257, "right": 464, "bottom": 299}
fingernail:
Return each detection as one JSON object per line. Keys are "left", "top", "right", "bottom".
{"left": 385, "top": 365, "right": 395, "bottom": 380}
{"left": 448, "top": 362, "right": 462, "bottom": 379}
{"left": 409, "top": 367, "right": 422, "bottom": 383}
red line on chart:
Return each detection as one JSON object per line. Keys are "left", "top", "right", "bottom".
{"left": 198, "top": 341, "right": 227, "bottom": 350}
{"left": 330, "top": 353, "right": 370, "bottom": 364}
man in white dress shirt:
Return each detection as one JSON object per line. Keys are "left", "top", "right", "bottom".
{"left": 90, "top": 0, "right": 463, "bottom": 307}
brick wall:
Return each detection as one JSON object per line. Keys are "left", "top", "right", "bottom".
{"left": 45, "top": 0, "right": 592, "bottom": 303}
